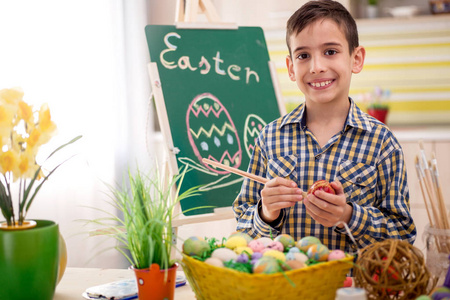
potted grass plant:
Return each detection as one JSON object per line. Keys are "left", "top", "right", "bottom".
{"left": 89, "top": 165, "right": 201, "bottom": 300}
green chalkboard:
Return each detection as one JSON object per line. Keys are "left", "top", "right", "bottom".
{"left": 145, "top": 25, "right": 281, "bottom": 216}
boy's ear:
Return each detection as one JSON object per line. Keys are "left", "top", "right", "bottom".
{"left": 352, "top": 46, "right": 366, "bottom": 74}
{"left": 286, "top": 55, "right": 296, "bottom": 81}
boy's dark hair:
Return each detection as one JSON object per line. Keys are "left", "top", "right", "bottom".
{"left": 286, "top": 0, "right": 359, "bottom": 55}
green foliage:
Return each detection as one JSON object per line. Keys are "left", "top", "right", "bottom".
{"left": 90, "top": 166, "right": 202, "bottom": 270}
{"left": 368, "top": 0, "right": 377, "bottom": 5}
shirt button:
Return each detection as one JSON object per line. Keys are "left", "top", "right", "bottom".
{"left": 356, "top": 177, "right": 362, "bottom": 183}
{"left": 315, "top": 155, "right": 321, "bottom": 160}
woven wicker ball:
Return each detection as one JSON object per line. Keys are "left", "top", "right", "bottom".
{"left": 354, "top": 239, "right": 436, "bottom": 300}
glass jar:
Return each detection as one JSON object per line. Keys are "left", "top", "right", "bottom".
{"left": 423, "top": 224, "right": 450, "bottom": 286}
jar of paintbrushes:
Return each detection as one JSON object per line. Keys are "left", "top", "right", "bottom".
{"left": 416, "top": 140, "right": 450, "bottom": 286}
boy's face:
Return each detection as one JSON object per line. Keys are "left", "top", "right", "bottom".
{"left": 286, "top": 18, "right": 365, "bottom": 106}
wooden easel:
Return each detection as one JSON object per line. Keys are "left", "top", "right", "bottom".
{"left": 174, "top": 0, "right": 237, "bottom": 29}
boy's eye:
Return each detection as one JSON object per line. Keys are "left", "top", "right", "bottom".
{"left": 297, "top": 53, "right": 309, "bottom": 60}
{"left": 325, "top": 49, "right": 337, "bottom": 56}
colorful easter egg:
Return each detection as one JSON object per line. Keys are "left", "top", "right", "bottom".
{"left": 186, "top": 93, "right": 242, "bottom": 173}
{"left": 225, "top": 236, "right": 247, "bottom": 249}
{"left": 229, "top": 231, "right": 253, "bottom": 244}
{"left": 266, "top": 241, "right": 284, "bottom": 252}
{"left": 293, "top": 252, "right": 309, "bottom": 263}
{"left": 234, "top": 246, "right": 253, "bottom": 256}
{"left": 182, "top": 236, "right": 210, "bottom": 257}
{"left": 296, "top": 236, "right": 322, "bottom": 252}
{"left": 307, "top": 180, "right": 336, "bottom": 195}
{"left": 328, "top": 249, "right": 346, "bottom": 261}
{"left": 283, "top": 260, "right": 306, "bottom": 271}
{"left": 248, "top": 240, "right": 265, "bottom": 253}
{"left": 256, "top": 237, "right": 273, "bottom": 247}
{"left": 274, "top": 234, "right": 295, "bottom": 251}
{"left": 288, "top": 247, "right": 301, "bottom": 254}
{"left": 253, "top": 256, "right": 280, "bottom": 274}
{"left": 236, "top": 254, "right": 249, "bottom": 263}
{"left": 243, "top": 114, "right": 266, "bottom": 158}
{"left": 263, "top": 250, "right": 286, "bottom": 262}
{"left": 211, "top": 247, "right": 238, "bottom": 262}
{"left": 204, "top": 257, "right": 224, "bottom": 268}
{"left": 307, "top": 244, "right": 330, "bottom": 262}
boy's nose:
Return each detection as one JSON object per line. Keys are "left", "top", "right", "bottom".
{"left": 310, "top": 57, "right": 326, "bottom": 74}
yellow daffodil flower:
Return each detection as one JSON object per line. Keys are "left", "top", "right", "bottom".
{"left": 0, "top": 150, "right": 19, "bottom": 178}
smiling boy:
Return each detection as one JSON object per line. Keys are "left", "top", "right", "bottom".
{"left": 233, "top": 0, "right": 416, "bottom": 254}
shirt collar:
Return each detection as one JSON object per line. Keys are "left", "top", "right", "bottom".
{"left": 279, "top": 98, "right": 373, "bottom": 133}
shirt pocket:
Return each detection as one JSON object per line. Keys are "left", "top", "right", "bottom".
{"left": 337, "top": 160, "right": 377, "bottom": 205}
{"left": 267, "top": 155, "right": 298, "bottom": 181}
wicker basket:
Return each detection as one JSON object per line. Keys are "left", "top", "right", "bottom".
{"left": 182, "top": 254, "right": 354, "bottom": 300}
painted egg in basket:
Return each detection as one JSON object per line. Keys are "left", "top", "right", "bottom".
{"left": 296, "top": 236, "right": 322, "bottom": 252}
{"left": 183, "top": 236, "right": 210, "bottom": 257}
{"left": 186, "top": 93, "right": 242, "bottom": 174}
{"left": 253, "top": 256, "right": 279, "bottom": 274}
{"left": 306, "top": 244, "right": 330, "bottom": 262}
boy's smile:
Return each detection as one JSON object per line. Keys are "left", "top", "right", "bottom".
{"left": 286, "top": 18, "right": 364, "bottom": 108}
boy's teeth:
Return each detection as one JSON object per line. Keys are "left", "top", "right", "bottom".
{"left": 311, "top": 80, "right": 331, "bottom": 87}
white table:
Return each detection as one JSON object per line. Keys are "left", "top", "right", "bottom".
{"left": 54, "top": 267, "right": 196, "bottom": 300}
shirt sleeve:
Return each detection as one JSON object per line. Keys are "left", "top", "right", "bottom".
{"left": 232, "top": 141, "right": 285, "bottom": 238}
{"left": 335, "top": 134, "right": 416, "bottom": 248}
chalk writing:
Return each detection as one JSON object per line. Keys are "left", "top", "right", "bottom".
{"left": 160, "top": 32, "right": 260, "bottom": 84}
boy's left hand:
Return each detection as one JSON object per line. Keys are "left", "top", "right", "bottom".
{"left": 303, "top": 180, "right": 353, "bottom": 228}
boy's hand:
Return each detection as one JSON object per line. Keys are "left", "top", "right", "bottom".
{"left": 303, "top": 180, "right": 353, "bottom": 228}
{"left": 260, "top": 177, "right": 303, "bottom": 223}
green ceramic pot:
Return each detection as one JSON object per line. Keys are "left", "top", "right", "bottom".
{"left": 0, "top": 219, "right": 59, "bottom": 300}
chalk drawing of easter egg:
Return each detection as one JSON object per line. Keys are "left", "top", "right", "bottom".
{"left": 243, "top": 114, "right": 266, "bottom": 158}
{"left": 186, "top": 93, "right": 242, "bottom": 174}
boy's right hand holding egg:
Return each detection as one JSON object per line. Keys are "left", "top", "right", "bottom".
{"left": 260, "top": 177, "right": 303, "bottom": 223}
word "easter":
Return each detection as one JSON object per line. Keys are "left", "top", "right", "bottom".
{"left": 160, "top": 32, "right": 260, "bottom": 84}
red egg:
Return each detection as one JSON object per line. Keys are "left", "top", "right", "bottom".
{"left": 307, "top": 180, "right": 335, "bottom": 195}
{"left": 186, "top": 93, "right": 242, "bottom": 174}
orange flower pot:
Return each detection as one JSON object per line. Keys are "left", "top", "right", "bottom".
{"left": 132, "top": 263, "right": 178, "bottom": 300}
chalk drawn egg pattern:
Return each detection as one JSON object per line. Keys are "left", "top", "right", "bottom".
{"left": 243, "top": 114, "right": 266, "bottom": 158}
{"left": 186, "top": 93, "right": 242, "bottom": 174}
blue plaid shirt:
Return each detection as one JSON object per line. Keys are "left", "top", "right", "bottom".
{"left": 233, "top": 99, "right": 416, "bottom": 254}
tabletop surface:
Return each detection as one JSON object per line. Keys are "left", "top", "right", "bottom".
{"left": 54, "top": 267, "right": 196, "bottom": 300}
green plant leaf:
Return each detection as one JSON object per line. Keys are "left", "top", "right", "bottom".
{"left": 0, "top": 180, "right": 13, "bottom": 225}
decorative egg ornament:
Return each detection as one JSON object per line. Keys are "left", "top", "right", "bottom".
{"left": 186, "top": 93, "right": 242, "bottom": 174}
{"left": 225, "top": 236, "right": 247, "bottom": 249}
{"left": 328, "top": 249, "right": 346, "bottom": 261}
{"left": 274, "top": 234, "right": 295, "bottom": 251}
{"left": 229, "top": 232, "right": 253, "bottom": 244}
{"left": 307, "top": 180, "right": 335, "bottom": 195}
{"left": 182, "top": 236, "right": 211, "bottom": 257}
{"left": 306, "top": 244, "right": 330, "bottom": 262}
{"left": 253, "top": 256, "right": 279, "bottom": 274}
{"left": 296, "top": 236, "right": 322, "bottom": 252}
{"left": 211, "top": 247, "right": 238, "bottom": 262}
